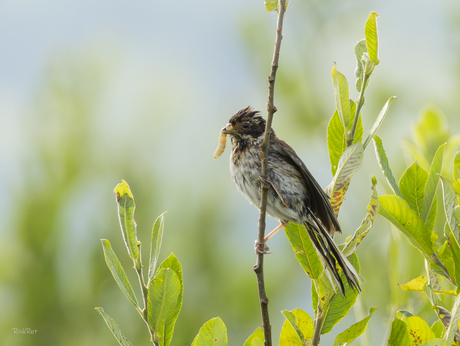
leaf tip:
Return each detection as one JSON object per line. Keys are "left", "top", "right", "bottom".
{"left": 371, "top": 176, "right": 377, "bottom": 186}
{"left": 113, "top": 180, "right": 134, "bottom": 201}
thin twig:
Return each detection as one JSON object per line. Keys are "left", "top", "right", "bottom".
{"left": 254, "top": 1, "right": 287, "bottom": 345}
{"left": 134, "top": 245, "right": 158, "bottom": 345}
{"left": 347, "top": 71, "right": 370, "bottom": 146}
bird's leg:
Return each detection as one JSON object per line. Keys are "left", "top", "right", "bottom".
{"left": 254, "top": 221, "right": 287, "bottom": 254}
{"left": 264, "top": 221, "right": 287, "bottom": 242}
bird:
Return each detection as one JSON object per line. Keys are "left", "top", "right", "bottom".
{"left": 220, "top": 106, "right": 360, "bottom": 295}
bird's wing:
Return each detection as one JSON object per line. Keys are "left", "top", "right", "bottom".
{"left": 271, "top": 136, "right": 341, "bottom": 236}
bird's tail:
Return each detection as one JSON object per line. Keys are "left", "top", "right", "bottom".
{"left": 304, "top": 213, "right": 361, "bottom": 295}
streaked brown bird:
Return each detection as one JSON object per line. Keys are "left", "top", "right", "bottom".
{"left": 221, "top": 106, "right": 360, "bottom": 294}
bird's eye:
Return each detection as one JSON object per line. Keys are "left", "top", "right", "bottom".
{"left": 242, "top": 122, "right": 250, "bottom": 129}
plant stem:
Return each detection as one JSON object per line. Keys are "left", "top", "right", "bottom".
{"left": 347, "top": 72, "right": 370, "bottom": 146}
{"left": 135, "top": 244, "right": 158, "bottom": 345}
{"left": 254, "top": 1, "right": 286, "bottom": 345}
{"left": 312, "top": 305, "right": 326, "bottom": 346}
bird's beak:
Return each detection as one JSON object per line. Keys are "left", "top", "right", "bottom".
{"left": 221, "top": 124, "right": 233, "bottom": 134}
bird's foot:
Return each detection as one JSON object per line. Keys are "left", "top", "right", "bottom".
{"left": 254, "top": 240, "right": 272, "bottom": 254}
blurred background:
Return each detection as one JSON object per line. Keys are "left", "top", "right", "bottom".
{"left": 1, "top": 0, "right": 460, "bottom": 345}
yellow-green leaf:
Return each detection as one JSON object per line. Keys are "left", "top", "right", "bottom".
{"left": 192, "top": 317, "right": 228, "bottom": 346}
{"left": 326, "top": 142, "right": 364, "bottom": 215}
{"left": 243, "top": 328, "right": 264, "bottom": 346}
{"left": 440, "top": 176, "right": 460, "bottom": 242}
{"left": 399, "top": 276, "right": 428, "bottom": 292}
{"left": 113, "top": 180, "right": 139, "bottom": 260}
{"left": 285, "top": 222, "right": 323, "bottom": 280}
{"left": 95, "top": 307, "right": 133, "bottom": 346}
{"left": 403, "top": 316, "right": 436, "bottom": 345}
{"left": 446, "top": 292, "right": 460, "bottom": 345}
{"left": 379, "top": 195, "right": 433, "bottom": 258}
{"left": 399, "top": 162, "right": 428, "bottom": 216}
{"left": 101, "top": 239, "right": 139, "bottom": 310}
{"left": 312, "top": 252, "right": 360, "bottom": 335}
{"left": 354, "top": 39, "right": 367, "bottom": 92}
{"left": 327, "top": 104, "right": 363, "bottom": 176}
{"left": 155, "top": 253, "right": 183, "bottom": 346}
{"left": 333, "top": 307, "right": 377, "bottom": 346}
{"left": 363, "top": 96, "right": 397, "bottom": 150}
{"left": 388, "top": 318, "right": 410, "bottom": 346}
{"left": 149, "top": 212, "right": 167, "bottom": 282}
{"left": 422, "top": 144, "right": 445, "bottom": 223}
{"left": 331, "top": 64, "right": 351, "bottom": 129}
{"left": 264, "top": 0, "right": 287, "bottom": 12}
{"left": 364, "top": 12, "right": 380, "bottom": 65}
{"left": 148, "top": 268, "right": 181, "bottom": 346}
{"left": 342, "top": 177, "right": 378, "bottom": 257}
{"left": 281, "top": 309, "right": 314, "bottom": 343}
{"left": 373, "top": 135, "right": 403, "bottom": 198}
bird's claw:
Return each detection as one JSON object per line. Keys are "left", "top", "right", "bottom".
{"left": 254, "top": 240, "right": 272, "bottom": 254}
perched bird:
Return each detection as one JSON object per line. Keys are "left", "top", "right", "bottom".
{"left": 221, "top": 106, "right": 360, "bottom": 294}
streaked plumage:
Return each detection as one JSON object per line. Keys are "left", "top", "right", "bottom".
{"left": 222, "top": 106, "right": 360, "bottom": 294}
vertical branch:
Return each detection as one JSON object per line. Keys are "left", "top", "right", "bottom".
{"left": 134, "top": 244, "right": 158, "bottom": 345}
{"left": 253, "top": 1, "right": 287, "bottom": 345}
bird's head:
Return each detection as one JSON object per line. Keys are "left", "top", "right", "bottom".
{"left": 221, "top": 107, "right": 266, "bottom": 142}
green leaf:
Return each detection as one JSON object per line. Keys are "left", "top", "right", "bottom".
{"left": 420, "top": 338, "right": 447, "bottom": 346}
{"left": 453, "top": 153, "right": 460, "bottom": 199}
{"left": 158, "top": 253, "right": 183, "bottom": 288}
{"left": 354, "top": 39, "right": 367, "bottom": 92}
{"left": 327, "top": 110, "right": 346, "bottom": 177}
{"left": 446, "top": 293, "right": 460, "bottom": 345}
{"left": 243, "top": 328, "right": 264, "bottom": 346}
{"left": 364, "top": 12, "right": 380, "bottom": 65}
{"left": 327, "top": 106, "right": 363, "bottom": 176}
{"left": 155, "top": 253, "right": 183, "bottom": 345}
{"left": 342, "top": 177, "right": 378, "bottom": 257}
{"left": 333, "top": 307, "right": 377, "bottom": 346}
{"left": 192, "top": 317, "right": 228, "bottom": 346}
{"left": 398, "top": 276, "right": 428, "bottom": 292}
{"left": 437, "top": 240, "right": 456, "bottom": 286}
{"left": 414, "top": 107, "right": 450, "bottom": 163}
{"left": 363, "top": 96, "right": 397, "bottom": 150}
{"left": 279, "top": 319, "right": 302, "bottom": 346}
{"left": 424, "top": 283, "right": 440, "bottom": 307}
{"left": 423, "top": 144, "right": 445, "bottom": 223}
{"left": 326, "top": 142, "right": 364, "bottom": 215}
{"left": 431, "top": 320, "right": 445, "bottom": 338}
{"left": 281, "top": 308, "right": 314, "bottom": 343}
{"left": 285, "top": 222, "right": 323, "bottom": 281}
{"left": 331, "top": 63, "right": 351, "bottom": 129}
{"left": 388, "top": 318, "right": 410, "bottom": 346}
{"left": 440, "top": 176, "right": 460, "bottom": 242}
{"left": 264, "top": 0, "right": 287, "bottom": 12}
{"left": 426, "top": 195, "right": 438, "bottom": 232}
{"left": 148, "top": 268, "right": 181, "bottom": 346}
{"left": 449, "top": 232, "right": 460, "bottom": 288}
{"left": 398, "top": 310, "right": 414, "bottom": 318}
{"left": 312, "top": 252, "right": 360, "bottom": 335}
{"left": 101, "top": 239, "right": 139, "bottom": 309}
{"left": 403, "top": 316, "right": 436, "bottom": 345}
{"left": 149, "top": 212, "right": 167, "bottom": 282}
{"left": 373, "top": 135, "right": 402, "bottom": 198}
{"left": 114, "top": 180, "right": 139, "bottom": 260}
{"left": 95, "top": 307, "right": 133, "bottom": 346}
{"left": 379, "top": 195, "right": 433, "bottom": 259}
{"left": 399, "top": 162, "right": 429, "bottom": 216}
